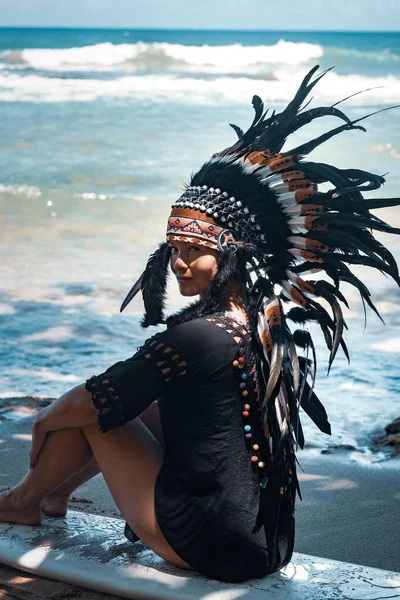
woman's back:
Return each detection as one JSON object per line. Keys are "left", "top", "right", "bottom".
{"left": 89, "top": 312, "right": 296, "bottom": 581}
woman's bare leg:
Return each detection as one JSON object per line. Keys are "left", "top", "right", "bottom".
{"left": 78, "top": 420, "right": 190, "bottom": 569}
{"left": 0, "top": 427, "right": 93, "bottom": 524}
{"left": 40, "top": 457, "right": 101, "bottom": 517}
{"left": 0, "top": 414, "right": 189, "bottom": 569}
{"left": 41, "top": 401, "right": 165, "bottom": 517}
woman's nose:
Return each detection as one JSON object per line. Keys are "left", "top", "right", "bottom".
{"left": 174, "top": 255, "right": 188, "bottom": 273}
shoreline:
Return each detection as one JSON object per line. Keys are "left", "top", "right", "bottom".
{"left": 1, "top": 395, "right": 399, "bottom": 460}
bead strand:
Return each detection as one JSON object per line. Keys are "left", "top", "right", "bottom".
{"left": 233, "top": 352, "right": 269, "bottom": 490}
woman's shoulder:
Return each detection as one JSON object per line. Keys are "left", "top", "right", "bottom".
{"left": 151, "top": 313, "right": 250, "bottom": 357}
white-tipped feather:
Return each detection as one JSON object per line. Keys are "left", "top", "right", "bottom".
{"left": 241, "top": 158, "right": 271, "bottom": 176}
{"left": 287, "top": 235, "right": 310, "bottom": 249}
{"left": 287, "top": 217, "right": 310, "bottom": 233}
{"left": 255, "top": 166, "right": 273, "bottom": 180}
{"left": 280, "top": 287, "right": 291, "bottom": 300}
{"left": 286, "top": 270, "right": 317, "bottom": 297}
{"left": 209, "top": 154, "right": 235, "bottom": 165}
{"left": 265, "top": 174, "right": 285, "bottom": 186}
{"left": 283, "top": 205, "right": 303, "bottom": 216}
{"left": 275, "top": 192, "right": 298, "bottom": 207}
{"left": 264, "top": 178, "right": 289, "bottom": 193}
{"left": 286, "top": 270, "right": 301, "bottom": 283}
{"left": 281, "top": 280, "right": 294, "bottom": 297}
{"left": 257, "top": 310, "right": 271, "bottom": 365}
{"left": 287, "top": 247, "right": 308, "bottom": 260}
{"left": 275, "top": 393, "right": 288, "bottom": 436}
{"left": 294, "top": 267, "right": 324, "bottom": 275}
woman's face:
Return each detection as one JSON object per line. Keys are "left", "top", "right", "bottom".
{"left": 169, "top": 240, "right": 219, "bottom": 297}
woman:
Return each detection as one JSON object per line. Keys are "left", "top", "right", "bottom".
{"left": 0, "top": 66, "right": 399, "bottom": 583}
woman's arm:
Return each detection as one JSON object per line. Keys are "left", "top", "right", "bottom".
{"left": 29, "top": 384, "right": 99, "bottom": 468}
{"left": 35, "top": 383, "right": 99, "bottom": 433}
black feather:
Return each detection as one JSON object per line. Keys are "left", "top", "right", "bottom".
{"left": 120, "top": 273, "right": 144, "bottom": 313}
{"left": 141, "top": 243, "right": 171, "bottom": 327}
{"left": 229, "top": 123, "right": 244, "bottom": 139}
{"left": 300, "top": 383, "right": 331, "bottom": 435}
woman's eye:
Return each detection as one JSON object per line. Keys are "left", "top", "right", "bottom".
{"left": 170, "top": 247, "right": 178, "bottom": 254}
{"left": 189, "top": 246, "right": 201, "bottom": 252}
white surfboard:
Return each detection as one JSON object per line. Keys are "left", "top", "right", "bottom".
{"left": 0, "top": 510, "right": 398, "bottom": 600}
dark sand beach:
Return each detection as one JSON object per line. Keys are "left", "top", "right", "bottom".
{"left": 0, "top": 396, "right": 399, "bottom": 598}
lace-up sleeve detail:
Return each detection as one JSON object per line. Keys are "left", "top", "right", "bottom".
{"left": 85, "top": 374, "right": 127, "bottom": 433}
{"left": 142, "top": 338, "right": 187, "bottom": 382}
{"left": 85, "top": 334, "right": 187, "bottom": 433}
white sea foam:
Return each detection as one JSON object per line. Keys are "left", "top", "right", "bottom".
{"left": 0, "top": 184, "right": 41, "bottom": 198}
{"left": 21, "top": 326, "right": 74, "bottom": 343}
{"left": 0, "top": 40, "right": 323, "bottom": 73}
{"left": 328, "top": 46, "right": 400, "bottom": 63}
{"left": 1, "top": 70, "right": 399, "bottom": 105}
{"left": 0, "top": 303, "right": 16, "bottom": 316}
{"left": 371, "top": 337, "right": 400, "bottom": 352}
{"left": 9, "top": 368, "right": 80, "bottom": 383}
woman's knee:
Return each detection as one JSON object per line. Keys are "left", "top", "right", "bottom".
{"left": 81, "top": 422, "right": 100, "bottom": 435}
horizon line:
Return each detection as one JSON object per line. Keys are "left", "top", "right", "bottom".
{"left": 0, "top": 25, "right": 399, "bottom": 33}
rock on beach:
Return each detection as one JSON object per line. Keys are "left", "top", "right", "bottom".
{"left": 374, "top": 417, "right": 400, "bottom": 457}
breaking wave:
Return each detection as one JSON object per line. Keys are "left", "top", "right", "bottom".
{"left": 0, "top": 40, "right": 323, "bottom": 74}
{"left": 0, "top": 69, "right": 399, "bottom": 105}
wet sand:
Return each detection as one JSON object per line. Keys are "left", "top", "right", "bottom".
{"left": 0, "top": 397, "right": 399, "bottom": 598}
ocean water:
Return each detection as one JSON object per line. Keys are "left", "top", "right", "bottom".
{"left": 1, "top": 28, "right": 400, "bottom": 461}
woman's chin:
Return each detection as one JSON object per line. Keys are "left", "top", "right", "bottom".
{"left": 178, "top": 283, "right": 199, "bottom": 297}
{"left": 179, "top": 288, "right": 198, "bottom": 297}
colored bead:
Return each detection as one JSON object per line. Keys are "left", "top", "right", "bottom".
{"left": 242, "top": 390, "right": 249, "bottom": 397}
{"left": 260, "top": 480, "right": 267, "bottom": 489}
{"left": 245, "top": 433, "right": 252, "bottom": 439}
{"left": 238, "top": 357, "right": 245, "bottom": 364}
{"left": 288, "top": 477, "right": 292, "bottom": 484}
{"left": 239, "top": 382, "right": 247, "bottom": 389}
{"left": 258, "top": 461, "right": 265, "bottom": 469}
{"left": 251, "top": 455, "right": 258, "bottom": 463}
{"left": 244, "top": 404, "right": 250, "bottom": 410}
{"left": 241, "top": 373, "right": 248, "bottom": 380}
{"left": 244, "top": 425, "right": 251, "bottom": 432}
{"left": 242, "top": 410, "right": 249, "bottom": 417}
{"left": 280, "top": 487, "right": 284, "bottom": 494}
{"left": 232, "top": 360, "right": 239, "bottom": 368}
{"left": 252, "top": 443, "right": 259, "bottom": 451}
{"left": 288, "top": 469, "right": 293, "bottom": 475}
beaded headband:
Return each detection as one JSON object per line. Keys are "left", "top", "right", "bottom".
{"left": 166, "top": 206, "right": 237, "bottom": 251}
{"left": 168, "top": 184, "right": 264, "bottom": 248}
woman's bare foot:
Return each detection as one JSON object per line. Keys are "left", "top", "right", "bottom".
{"left": 40, "top": 493, "right": 69, "bottom": 518}
{"left": 0, "top": 487, "right": 42, "bottom": 525}
{"left": 1, "top": 483, "right": 69, "bottom": 518}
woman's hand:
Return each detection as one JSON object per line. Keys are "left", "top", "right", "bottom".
{"left": 29, "top": 384, "right": 99, "bottom": 468}
{"left": 29, "top": 406, "right": 51, "bottom": 468}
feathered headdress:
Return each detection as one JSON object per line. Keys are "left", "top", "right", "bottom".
{"left": 121, "top": 65, "right": 400, "bottom": 463}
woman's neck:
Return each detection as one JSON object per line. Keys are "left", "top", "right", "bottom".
{"left": 218, "top": 280, "right": 248, "bottom": 323}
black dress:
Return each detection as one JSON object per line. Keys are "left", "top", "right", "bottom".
{"left": 85, "top": 313, "right": 296, "bottom": 583}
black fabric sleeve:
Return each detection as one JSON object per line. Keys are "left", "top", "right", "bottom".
{"left": 85, "top": 335, "right": 187, "bottom": 433}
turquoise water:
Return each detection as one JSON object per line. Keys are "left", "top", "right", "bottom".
{"left": 0, "top": 28, "right": 400, "bottom": 459}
